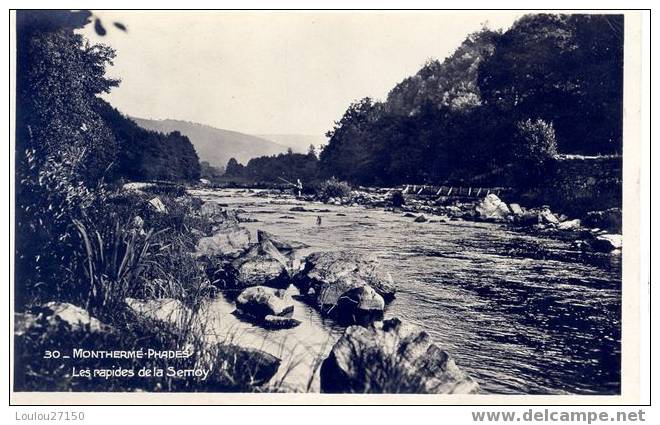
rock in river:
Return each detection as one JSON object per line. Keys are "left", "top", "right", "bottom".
{"left": 222, "top": 239, "right": 290, "bottom": 289}
{"left": 234, "top": 286, "right": 300, "bottom": 329}
{"left": 210, "top": 343, "right": 281, "bottom": 387}
{"left": 294, "top": 250, "right": 395, "bottom": 324}
{"left": 257, "top": 229, "right": 309, "bottom": 253}
{"left": 557, "top": 218, "right": 582, "bottom": 231}
{"left": 195, "top": 224, "right": 253, "bottom": 259}
{"left": 332, "top": 285, "right": 385, "bottom": 325}
{"left": 262, "top": 315, "right": 302, "bottom": 330}
{"left": 539, "top": 208, "right": 560, "bottom": 225}
{"left": 200, "top": 202, "right": 231, "bottom": 224}
{"left": 590, "top": 234, "right": 623, "bottom": 253}
{"left": 320, "top": 318, "right": 478, "bottom": 394}
{"left": 509, "top": 203, "right": 524, "bottom": 217}
{"left": 475, "top": 194, "right": 511, "bottom": 221}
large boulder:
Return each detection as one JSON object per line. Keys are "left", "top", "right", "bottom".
{"left": 195, "top": 224, "right": 252, "bottom": 259}
{"left": 125, "top": 298, "right": 192, "bottom": 330}
{"left": 294, "top": 251, "right": 395, "bottom": 324}
{"left": 222, "top": 239, "right": 290, "bottom": 289}
{"left": 557, "top": 218, "right": 582, "bottom": 231}
{"left": 475, "top": 194, "right": 511, "bottom": 221}
{"left": 235, "top": 286, "right": 294, "bottom": 320}
{"left": 209, "top": 344, "right": 281, "bottom": 387}
{"left": 590, "top": 234, "right": 623, "bottom": 253}
{"left": 257, "top": 230, "right": 309, "bottom": 253}
{"left": 17, "top": 302, "right": 112, "bottom": 335}
{"left": 583, "top": 208, "right": 622, "bottom": 233}
{"left": 320, "top": 318, "right": 478, "bottom": 394}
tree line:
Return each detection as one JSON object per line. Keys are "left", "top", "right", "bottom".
{"left": 224, "top": 146, "right": 319, "bottom": 184}
{"left": 16, "top": 10, "right": 201, "bottom": 193}
{"left": 318, "top": 14, "right": 623, "bottom": 187}
{"left": 225, "top": 14, "right": 623, "bottom": 189}
{"left": 15, "top": 10, "right": 201, "bottom": 305}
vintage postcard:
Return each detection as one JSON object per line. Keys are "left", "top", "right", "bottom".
{"left": 9, "top": 9, "right": 648, "bottom": 405}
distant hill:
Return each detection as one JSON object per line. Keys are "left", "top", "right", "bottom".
{"left": 257, "top": 134, "right": 328, "bottom": 154}
{"left": 132, "top": 118, "right": 288, "bottom": 168}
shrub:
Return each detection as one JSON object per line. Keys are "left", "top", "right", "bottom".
{"left": 510, "top": 118, "right": 558, "bottom": 187}
{"left": 317, "top": 178, "right": 352, "bottom": 201}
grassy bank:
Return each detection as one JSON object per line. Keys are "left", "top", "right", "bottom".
{"left": 14, "top": 182, "right": 271, "bottom": 392}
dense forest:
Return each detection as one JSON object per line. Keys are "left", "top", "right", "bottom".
{"left": 316, "top": 14, "right": 623, "bottom": 187}
{"left": 223, "top": 146, "right": 319, "bottom": 184}
{"left": 222, "top": 15, "right": 623, "bottom": 188}
{"left": 96, "top": 102, "right": 201, "bottom": 182}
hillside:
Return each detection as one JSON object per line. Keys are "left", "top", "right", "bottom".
{"left": 132, "top": 118, "right": 288, "bottom": 168}
{"left": 385, "top": 29, "right": 498, "bottom": 115}
{"left": 257, "top": 134, "right": 328, "bottom": 154}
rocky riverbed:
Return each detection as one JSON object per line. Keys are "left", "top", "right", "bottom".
{"left": 188, "top": 187, "right": 622, "bottom": 394}
{"left": 15, "top": 185, "right": 621, "bottom": 394}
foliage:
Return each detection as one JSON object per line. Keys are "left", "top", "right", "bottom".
{"left": 225, "top": 157, "right": 244, "bottom": 176}
{"left": 319, "top": 98, "right": 383, "bottom": 182}
{"left": 224, "top": 150, "right": 318, "bottom": 185}
{"left": 15, "top": 18, "right": 119, "bottom": 308}
{"left": 478, "top": 14, "right": 623, "bottom": 154}
{"left": 385, "top": 29, "right": 499, "bottom": 115}
{"left": 316, "top": 178, "right": 352, "bottom": 201}
{"left": 200, "top": 161, "right": 225, "bottom": 180}
{"left": 317, "top": 14, "right": 623, "bottom": 189}
{"left": 71, "top": 218, "right": 158, "bottom": 312}
{"left": 512, "top": 119, "right": 558, "bottom": 165}
{"left": 510, "top": 119, "right": 558, "bottom": 187}
{"left": 95, "top": 100, "right": 201, "bottom": 182}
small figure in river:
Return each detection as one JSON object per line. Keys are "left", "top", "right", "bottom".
{"left": 296, "top": 179, "right": 303, "bottom": 197}
{"left": 316, "top": 216, "right": 322, "bottom": 226}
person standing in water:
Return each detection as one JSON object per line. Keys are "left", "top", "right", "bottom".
{"left": 296, "top": 179, "right": 303, "bottom": 197}
{"left": 316, "top": 215, "right": 322, "bottom": 226}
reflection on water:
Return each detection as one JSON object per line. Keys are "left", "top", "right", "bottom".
{"left": 192, "top": 189, "right": 621, "bottom": 395}
{"left": 200, "top": 289, "right": 342, "bottom": 392}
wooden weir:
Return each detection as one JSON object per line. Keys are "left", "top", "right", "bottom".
{"left": 399, "top": 184, "right": 511, "bottom": 199}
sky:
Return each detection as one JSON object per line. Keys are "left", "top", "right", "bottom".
{"left": 82, "top": 11, "right": 522, "bottom": 137}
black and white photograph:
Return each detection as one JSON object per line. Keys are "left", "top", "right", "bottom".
{"left": 8, "top": 8, "right": 648, "bottom": 407}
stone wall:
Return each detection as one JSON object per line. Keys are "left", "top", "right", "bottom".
{"left": 521, "top": 155, "right": 622, "bottom": 216}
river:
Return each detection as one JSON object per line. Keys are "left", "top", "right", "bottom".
{"left": 191, "top": 188, "right": 621, "bottom": 395}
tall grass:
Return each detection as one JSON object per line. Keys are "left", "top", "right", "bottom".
{"left": 72, "top": 218, "right": 159, "bottom": 312}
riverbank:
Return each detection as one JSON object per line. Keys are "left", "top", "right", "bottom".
{"left": 13, "top": 183, "right": 479, "bottom": 394}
